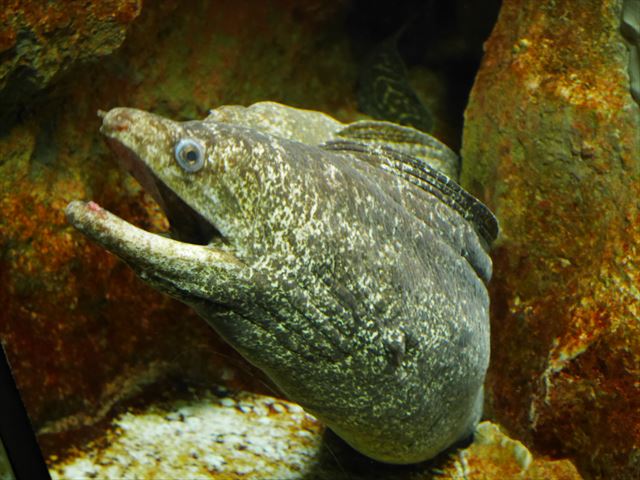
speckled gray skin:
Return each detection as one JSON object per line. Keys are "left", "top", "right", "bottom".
{"left": 66, "top": 103, "right": 496, "bottom": 464}
{"left": 205, "top": 101, "right": 345, "bottom": 145}
{"left": 206, "top": 101, "right": 460, "bottom": 180}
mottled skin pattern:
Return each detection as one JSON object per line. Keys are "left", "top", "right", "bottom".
{"left": 357, "top": 32, "right": 435, "bottom": 133}
{"left": 207, "top": 101, "right": 459, "bottom": 180}
{"left": 205, "top": 101, "right": 345, "bottom": 145}
{"left": 66, "top": 105, "right": 494, "bottom": 464}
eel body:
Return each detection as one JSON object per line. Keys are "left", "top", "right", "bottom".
{"left": 66, "top": 102, "right": 496, "bottom": 464}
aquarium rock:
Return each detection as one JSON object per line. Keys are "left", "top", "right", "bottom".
{"left": 66, "top": 103, "right": 496, "bottom": 464}
{"left": 0, "top": 2, "right": 141, "bottom": 127}
{"left": 462, "top": 0, "right": 640, "bottom": 477}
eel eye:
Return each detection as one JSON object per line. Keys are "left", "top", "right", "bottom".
{"left": 174, "top": 138, "right": 205, "bottom": 172}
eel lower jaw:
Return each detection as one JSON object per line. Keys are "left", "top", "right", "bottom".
{"left": 65, "top": 200, "right": 245, "bottom": 303}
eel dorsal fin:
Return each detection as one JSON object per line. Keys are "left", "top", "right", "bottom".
{"left": 321, "top": 138, "right": 498, "bottom": 246}
{"left": 334, "top": 120, "right": 460, "bottom": 180}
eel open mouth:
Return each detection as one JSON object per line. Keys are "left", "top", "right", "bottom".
{"left": 99, "top": 108, "right": 222, "bottom": 247}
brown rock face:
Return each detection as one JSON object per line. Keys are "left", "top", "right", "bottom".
{"left": 0, "top": 1, "right": 141, "bottom": 125}
{"left": 462, "top": 1, "right": 640, "bottom": 479}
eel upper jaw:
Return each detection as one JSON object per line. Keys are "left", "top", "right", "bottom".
{"left": 102, "top": 134, "right": 224, "bottom": 247}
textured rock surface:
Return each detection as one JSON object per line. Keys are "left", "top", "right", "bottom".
{"left": 462, "top": 0, "right": 640, "bottom": 478}
{"left": 47, "top": 387, "right": 581, "bottom": 480}
{"left": 49, "top": 388, "right": 326, "bottom": 480}
{"left": 0, "top": 0, "right": 356, "bottom": 435}
{"left": 0, "top": 0, "right": 142, "bottom": 126}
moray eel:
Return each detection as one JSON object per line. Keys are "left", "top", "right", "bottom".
{"left": 66, "top": 102, "right": 496, "bottom": 464}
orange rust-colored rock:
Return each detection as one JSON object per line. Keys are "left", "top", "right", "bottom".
{"left": 437, "top": 422, "right": 582, "bottom": 480}
{"left": 462, "top": 1, "right": 640, "bottom": 479}
{"left": 0, "top": 0, "right": 141, "bottom": 122}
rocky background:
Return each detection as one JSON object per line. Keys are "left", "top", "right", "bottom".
{"left": 0, "top": 0, "right": 637, "bottom": 479}
{"left": 462, "top": 0, "right": 640, "bottom": 479}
